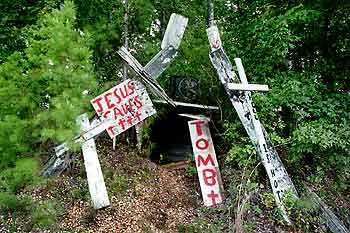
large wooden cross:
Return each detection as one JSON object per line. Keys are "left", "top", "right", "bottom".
{"left": 42, "top": 13, "right": 189, "bottom": 210}
{"left": 117, "top": 13, "right": 188, "bottom": 106}
{"left": 207, "top": 25, "right": 298, "bottom": 223}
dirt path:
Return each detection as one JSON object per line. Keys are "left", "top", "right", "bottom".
{"left": 41, "top": 140, "right": 200, "bottom": 232}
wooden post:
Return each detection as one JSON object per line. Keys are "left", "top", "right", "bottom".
{"left": 77, "top": 114, "right": 110, "bottom": 209}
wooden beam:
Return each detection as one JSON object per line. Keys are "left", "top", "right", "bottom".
{"left": 305, "top": 185, "right": 349, "bottom": 233}
{"left": 161, "top": 13, "right": 188, "bottom": 49}
{"left": 77, "top": 114, "right": 110, "bottom": 209}
{"left": 227, "top": 83, "right": 269, "bottom": 92}
{"left": 117, "top": 47, "right": 176, "bottom": 107}
{"left": 178, "top": 113, "right": 211, "bottom": 121}
{"left": 207, "top": 25, "right": 297, "bottom": 224}
{"left": 153, "top": 99, "right": 219, "bottom": 110}
{"left": 144, "top": 46, "right": 177, "bottom": 79}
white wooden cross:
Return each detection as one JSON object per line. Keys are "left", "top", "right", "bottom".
{"left": 44, "top": 14, "right": 189, "bottom": 210}
{"left": 207, "top": 25, "right": 298, "bottom": 223}
{"left": 117, "top": 14, "right": 188, "bottom": 107}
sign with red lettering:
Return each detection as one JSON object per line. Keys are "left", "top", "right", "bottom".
{"left": 188, "top": 119, "right": 224, "bottom": 206}
{"left": 90, "top": 79, "right": 156, "bottom": 138}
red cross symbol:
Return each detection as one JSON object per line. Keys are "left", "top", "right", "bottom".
{"left": 135, "top": 111, "right": 141, "bottom": 121}
{"left": 212, "top": 39, "right": 220, "bottom": 49}
{"left": 127, "top": 116, "right": 133, "bottom": 126}
{"left": 118, "top": 118, "right": 126, "bottom": 130}
{"left": 207, "top": 190, "right": 219, "bottom": 206}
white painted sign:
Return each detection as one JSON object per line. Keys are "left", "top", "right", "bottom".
{"left": 188, "top": 119, "right": 224, "bottom": 206}
{"left": 90, "top": 79, "right": 156, "bottom": 138}
{"left": 77, "top": 114, "right": 110, "bottom": 209}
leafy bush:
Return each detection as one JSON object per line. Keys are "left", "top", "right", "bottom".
{"left": 0, "top": 158, "right": 41, "bottom": 194}
{"left": 282, "top": 191, "right": 323, "bottom": 231}
{"left": 0, "top": 0, "right": 98, "bottom": 170}
{"left": 111, "top": 174, "right": 128, "bottom": 193}
{"left": 31, "top": 200, "right": 64, "bottom": 228}
{"left": 0, "top": 192, "right": 32, "bottom": 215}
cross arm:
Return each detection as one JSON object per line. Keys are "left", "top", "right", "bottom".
{"left": 117, "top": 47, "right": 176, "bottom": 106}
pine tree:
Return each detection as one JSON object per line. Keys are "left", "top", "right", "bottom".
{"left": 0, "top": 0, "right": 97, "bottom": 169}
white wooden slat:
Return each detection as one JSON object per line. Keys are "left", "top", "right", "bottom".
{"left": 117, "top": 47, "right": 176, "bottom": 106}
{"left": 77, "top": 113, "right": 110, "bottom": 209}
{"left": 178, "top": 113, "right": 211, "bottom": 121}
{"left": 144, "top": 46, "right": 177, "bottom": 79}
{"left": 153, "top": 99, "right": 219, "bottom": 110}
{"left": 161, "top": 13, "right": 188, "bottom": 49}
{"left": 234, "top": 60, "right": 295, "bottom": 223}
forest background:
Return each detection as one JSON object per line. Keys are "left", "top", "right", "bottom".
{"left": 0, "top": 0, "right": 349, "bottom": 231}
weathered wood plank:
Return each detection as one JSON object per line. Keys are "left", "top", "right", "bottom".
{"left": 188, "top": 119, "right": 224, "bottom": 206}
{"left": 77, "top": 113, "right": 110, "bottom": 209}
{"left": 144, "top": 46, "right": 177, "bottom": 79}
{"left": 178, "top": 113, "right": 211, "bottom": 121}
{"left": 117, "top": 47, "right": 175, "bottom": 106}
{"left": 153, "top": 99, "right": 219, "bottom": 110}
{"left": 161, "top": 13, "right": 188, "bottom": 49}
{"left": 305, "top": 185, "right": 350, "bottom": 233}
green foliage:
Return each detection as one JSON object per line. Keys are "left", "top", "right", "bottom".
{"left": 0, "top": 192, "right": 32, "bottom": 215}
{"left": 185, "top": 162, "right": 197, "bottom": 178}
{"left": 111, "top": 174, "right": 128, "bottom": 193}
{"left": 282, "top": 191, "right": 323, "bottom": 231}
{"left": 70, "top": 187, "right": 89, "bottom": 201}
{"left": 261, "top": 192, "right": 275, "bottom": 209}
{"left": 0, "top": 158, "right": 41, "bottom": 193}
{"left": 0, "top": 0, "right": 98, "bottom": 169}
{"left": 0, "top": 0, "right": 62, "bottom": 62}
{"left": 216, "top": 0, "right": 350, "bottom": 187}
{"left": 31, "top": 200, "right": 64, "bottom": 228}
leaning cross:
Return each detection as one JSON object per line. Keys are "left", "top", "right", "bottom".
{"left": 42, "top": 13, "right": 189, "bottom": 210}
{"left": 117, "top": 13, "right": 188, "bottom": 106}
{"left": 207, "top": 25, "right": 298, "bottom": 223}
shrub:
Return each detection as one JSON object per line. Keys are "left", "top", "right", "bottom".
{"left": 0, "top": 158, "right": 41, "bottom": 194}
{"left": 31, "top": 200, "right": 64, "bottom": 228}
{"left": 111, "top": 174, "right": 128, "bottom": 193}
{"left": 0, "top": 192, "right": 32, "bottom": 216}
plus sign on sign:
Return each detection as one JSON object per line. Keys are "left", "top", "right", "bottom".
{"left": 90, "top": 79, "right": 156, "bottom": 138}
{"left": 188, "top": 120, "right": 224, "bottom": 206}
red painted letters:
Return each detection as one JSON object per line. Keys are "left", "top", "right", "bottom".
{"left": 189, "top": 119, "right": 223, "bottom": 207}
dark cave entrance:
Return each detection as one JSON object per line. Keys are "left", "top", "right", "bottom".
{"left": 149, "top": 76, "right": 218, "bottom": 164}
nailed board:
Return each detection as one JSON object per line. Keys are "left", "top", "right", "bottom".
{"left": 206, "top": 26, "right": 297, "bottom": 213}
{"left": 77, "top": 114, "right": 110, "bottom": 209}
{"left": 144, "top": 46, "right": 177, "bottom": 79}
{"left": 90, "top": 79, "right": 156, "bottom": 138}
{"left": 117, "top": 47, "right": 175, "bottom": 106}
{"left": 161, "top": 13, "right": 188, "bottom": 50}
{"left": 305, "top": 185, "right": 350, "bottom": 233}
{"left": 188, "top": 119, "right": 224, "bottom": 206}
